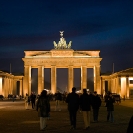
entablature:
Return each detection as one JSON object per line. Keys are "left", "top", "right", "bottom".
{"left": 23, "top": 57, "right": 102, "bottom": 68}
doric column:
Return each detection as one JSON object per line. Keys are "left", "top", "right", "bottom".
{"left": 3, "top": 78, "right": 8, "bottom": 97}
{"left": 5, "top": 78, "right": 9, "bottom": 97}
{"left": 38, "top": 66, "right": 44, "bottom": 95}
{"left": 23, "top": 66, "right": 31, "bottom": 96}
{"left": 10, "top": 78, "right": 13, "bottom": 95}
{"left": 0, "top": 77, "right": 2, "bottom": 95}
{"left": 19, "top": 80, "right": 22, "bottom": 96}
{"left": 112, "top": 78, "right": 115, "bottom": 93}
{"left": 94, "top": 65, "right": 101, "bottom": 94}
{"left": 126, "top": 76, "right": 129, "bottom": 98}
{"left": 13, "top": 80, "right": 17, "bottom": 95}
{"left": 115, "top": 78, "right": 117, "bottom": 93}
{"left": 51, "top": 66, "right": 56, "bottom": 94}
{"left": 116, "top": 76, "right": 121, "bottom": 95}
{"left": 101, "top": 79, "right": 105, "bottom": 96}
{"left": 68, "top": 66, "right": 74, "bottom": 93}
{"left": 9, "top": 78, "right": 12, "bottom": 94}
{"left": 81, "top": 66, "right": 87, "bottom": 92}
{"left": 108, "top": 79, "right": 111, "bottom": 92}
{"left": 7, "top": 78, "right": 9, "bottom": 95}
{"left": 2, "top": 78, "right": 4, "bottom": 96}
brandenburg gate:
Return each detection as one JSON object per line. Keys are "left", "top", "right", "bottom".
{"left": 22, "top": 32, "right": 102, "bottom": 95}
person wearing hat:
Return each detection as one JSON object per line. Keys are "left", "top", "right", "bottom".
{"left": 79, "top": 89, "right": 92, "bottom": 130}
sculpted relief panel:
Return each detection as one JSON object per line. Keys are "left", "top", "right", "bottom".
{"left": 23, "top": 58, "right": 101, "bottom": 67}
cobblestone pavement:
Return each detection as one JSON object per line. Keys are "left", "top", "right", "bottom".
{"left": 0, "top": 99, "right": 133, "bottom": 133}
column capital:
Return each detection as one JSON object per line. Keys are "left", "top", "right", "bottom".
{"left": 94, "top": 65, "right": 101, "bottom": 68}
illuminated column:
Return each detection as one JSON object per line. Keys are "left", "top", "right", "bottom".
{"left": 121, "top": 77, "right": 126, "bottom": 98}
{"left": 9, "top": 78, "right": 11, "bottom": 94}
{"left": 11, "top": 78, "right": 13, "bottom": 94}
{"left": 68, "top": 66, "right": 74, "bottom": 93}
{"left": 2, "top": 78, "right": 4, "bottom": 96}
{"left": 112, "top": 78, "right": 116, "bottom": 93}
{"left": 4, "top": 77, "right": 8, "bottom": 97}
{"left": 110, "top": 79, "right": 112, "bottom": 92}
{"left": 114, "top": 78, "right": 117, "bottom": 93}
{"left": 81, "top": 66, "right": 87, "bottom": 92}
{"left": 94, "top": 65, "right": 101, "bottom": 94}
{"left": 20, "top": 80, "right": 22, "bottom": 96}
{"left": 108, "top": 79, "right": 111, "bottom": 92}
{"left": 3, "top": 78, "right": 8, "bottom": 97}
{"left": 7, "top": 78, "right": 9, "bottom": 95}
{"left": 51, "top": 66, "right": 56, "bottom": 94}
{"left": 126, "top": 76, "right": 129, "bottom": 98}
{"left": 3, "top": 78, "right": 6, "bottom": 97}
{"left": 23, "top": 66, "right": 31, "bottom": 96}
{"left": 113, "top": 78, "right": 116, "bottom": 93}
{"left": 38, "top": 66, "right": 44, "bottom": 95}
{"left": 0, "top": 77, "right": 2, "bottom": 95}
{"left": 13, "top": 80, "right": 17, "bottom": 95}
{"left": 101, "top": 79, "right": 105, "bottom": 96}
{"left": 116, "top": 76, "right": 121, "bottom": 95}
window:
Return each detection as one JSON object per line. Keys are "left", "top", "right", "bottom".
{"left": 130, "top": 80, "right": 133, "bottom": 84}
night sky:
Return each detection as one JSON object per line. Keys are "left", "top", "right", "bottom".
{"left": 0, "top": 1, "right": 133, "bottom": 91}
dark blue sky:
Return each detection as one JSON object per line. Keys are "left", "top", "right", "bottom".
{"left": 0, "top": 0, "right": 133, "bottom": 74}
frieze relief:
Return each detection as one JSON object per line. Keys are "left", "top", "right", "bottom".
{"left": 24, "top": 58, "right": 101, "bottom": 67}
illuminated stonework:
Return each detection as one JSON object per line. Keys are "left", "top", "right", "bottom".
{"left": 22, "top": 48, "right": 102, "bottom": 95}
{"left": 101, "top": 68, "right": 133, "bottom": 98}
{"left": 22, "top": 33, "right": 102, "bottom": 95}
{"left": 0, "top": 71, "right": 23, "bottom": 97}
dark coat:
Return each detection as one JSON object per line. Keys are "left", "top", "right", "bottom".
{"left": 127, "top": 115, "right": 133, "bottom": 133}
{"left": 55, "top": 92, "right": 62, "bottom": 100}
{"left": 91, "top": 95, "right": 101, "bottom": 109}
{"left": 30, "top": 94, "right": 36, "bottom": 102}
{"left": 37, "top": 96, "right": 50, "bottom": 117}
{"left": 66, "top": 92, "right": 79, "bottom": 111}
{"left": 105, "top": 96, "right": 115, "bottom": 111}
{"left": 80, "top": 93, "right": 91, "bottom": 111}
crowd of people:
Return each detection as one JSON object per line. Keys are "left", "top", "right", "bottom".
{"left": 24, "top": 88, "right": 132, "bottom": 132}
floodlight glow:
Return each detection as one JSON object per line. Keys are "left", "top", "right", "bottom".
{"left": 129, "top": 77, "right": 133, "bottom": 80}
{"left": 0, "top": 77, "right": 2, "bottom": 95}
{"left": 121, "top": 77, "right": 126, "bottom": 97}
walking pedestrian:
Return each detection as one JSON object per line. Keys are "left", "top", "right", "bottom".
{"left": 91, "top": 91, "right": 101, "bottom": 122}
{"left": 55, "top": 90, "right": 62, "bottom": 111}
{"left": 30, "top": 92, "right": 36, "bottom": 109}
{"left": 25, "top": 93, "right": 29, "bottom": 110}
{"left": 12, "top": 95, "right": 15, "bottom": 102}
{"left": 80, "top": 89, "right": 91, "bottom": 130}
{"left": 66, "top": 87, "right": 79, "bottom": 130}
{"left": 105, "top": 92, "right": 115, "bottom": 122}
{"left": 36, "top": 90, "right": 50, "bottom": 131}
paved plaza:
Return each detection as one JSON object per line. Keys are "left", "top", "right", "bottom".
{"left": 0, "top": 99, "right": 133, "bottom": 133}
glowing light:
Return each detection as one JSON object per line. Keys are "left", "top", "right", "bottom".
{"left": 121, "top": 77, "right": 126, "bottom": 97}
{"left": 0, "top": 77, "right": 2, "bottom": 95}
